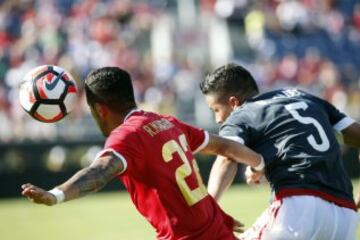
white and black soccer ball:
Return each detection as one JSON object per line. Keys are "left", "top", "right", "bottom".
{"left": 19, "top": 65, "right": 78, "bottom": 123}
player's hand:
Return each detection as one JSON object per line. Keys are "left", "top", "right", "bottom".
{"left": 245, "top": 166, "right": 264, "bottom": 185}
{"left": 21, "top": 183, "right": 57, "bottom": 206}
{"left": 233, "top": 219, "right": 244, "bottom": 233}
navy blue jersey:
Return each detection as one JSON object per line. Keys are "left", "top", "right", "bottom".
{"left": 220, "top": 89, "right": 356, "bottom": 210}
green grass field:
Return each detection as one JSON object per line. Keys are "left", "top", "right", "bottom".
{"left": 0, "top": 184, "right": 358, "bottom": 240}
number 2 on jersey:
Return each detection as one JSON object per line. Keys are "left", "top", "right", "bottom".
{"left": 162, "top": 134, "right": 207, "bottom": 206}
{"left": 285, "top": 101, "right": 330, "bottom": 152}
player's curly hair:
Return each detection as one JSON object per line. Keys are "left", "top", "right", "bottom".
{"left": 200, "top": 63, "right": 259, "bottom": 102}
{"left": 85, "top": 67, "right": 136, "bottom": 112}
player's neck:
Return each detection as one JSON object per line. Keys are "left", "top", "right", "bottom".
{"left": 114, "top": 107, "right": 138, "bottom": 126}
{"left": 106, "top": 105, "right": 138, "bottom": 134}
{"left": 122, "top": 107, "right": 138, "bottom": 122}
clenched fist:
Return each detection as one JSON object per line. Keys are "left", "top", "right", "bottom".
{"left": 244, "top": 166, "right": 265, "bottom": 185}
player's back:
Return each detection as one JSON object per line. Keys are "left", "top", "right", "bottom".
{"left": 105, "top": 110, "right": 235, "bottom": 240}
{"left": 221, "top": 89, "right": 356, "bottom": 210}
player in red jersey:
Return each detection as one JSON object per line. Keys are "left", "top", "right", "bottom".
{"left": 22, "top": 67, "right": 264, "bottom": 240}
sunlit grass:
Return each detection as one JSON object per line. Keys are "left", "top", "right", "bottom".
{"left": 0, "top": 183, "right": 358, "bottom": 240}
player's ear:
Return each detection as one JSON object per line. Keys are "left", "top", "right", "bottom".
{"left": 228, "top": 96, "right": 241, "bottom": 109}
{"left": 94, "top": 103, "right": 108, "bottom": 119}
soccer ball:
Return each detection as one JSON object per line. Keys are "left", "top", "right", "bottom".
{"left": 19, "top": 65, "right": 78, "bottom": 123}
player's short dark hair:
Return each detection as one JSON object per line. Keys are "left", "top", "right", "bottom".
{"left": 85, "top": 67, "right": 136, "bottom": 112}
{"left": 200, "top": 63, "right": 259, "bottom": 101}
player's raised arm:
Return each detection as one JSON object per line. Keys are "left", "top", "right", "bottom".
{"left": 341, "top": 122, "right": 360, "bottom": 148}
{"left": 21, "top": 152, "right": 125, "bottom": 206}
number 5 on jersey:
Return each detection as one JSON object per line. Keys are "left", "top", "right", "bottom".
{"left": 162, "top": 134, "right": 208, "bottom": 206}
{"left": 285, "top": 101, "right": 330, "bottom": 152}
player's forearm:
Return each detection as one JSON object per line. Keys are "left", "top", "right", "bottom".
{"left": 203, "top": 134, "right": 262, "bottom": 168}
{"left": 56, "top": 155, "right": 123, "bottom": 201}
{"left": 21, "top": 155, "right": 124, "bottom": 206}
{"left": 56, "top": 166, "right": 110, "bottom": 201}
{"left": 208, "top": 156, "right": 238, "bottom": 201}
{"left": 223, "top": 140, "right": 262, "bottom": 168}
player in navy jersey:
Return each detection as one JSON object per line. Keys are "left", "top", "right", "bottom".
{"left": 21, "top": 67, "right": 265, "bottom": 240}
{"left": 200, "top": 63, "right": 360, "bottom": 240}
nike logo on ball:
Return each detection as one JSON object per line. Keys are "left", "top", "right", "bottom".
{"left": 45, "top": 72, "right": 64, "bottom": 91}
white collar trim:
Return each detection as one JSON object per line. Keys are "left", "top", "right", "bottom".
{"left": 124, "top": 108, "right": 141, "bottom": 122}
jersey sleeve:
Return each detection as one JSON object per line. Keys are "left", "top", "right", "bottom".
{"left": 313, "top": 96, "right": 355, "bottom": 132}
{"left": 219, "top": 123, "right": 249, "bottom": 145}
{"left": 93, "top": 148, "right": 128, "bottom": 175}
{"left": 219, "top": 113, "right": 250, "bottom": 145}
{"left": 168, "top": 116, "right": 209, "bottom": 153}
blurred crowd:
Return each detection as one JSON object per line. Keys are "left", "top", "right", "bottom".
{"left": 0, "top": 0, "right": 166, "bottom": 142}
{"left": 0, "top": 0, "right": 359, "bottom": 143}
{"left": 221, "top": 0, "right": 360, "bottom": 116}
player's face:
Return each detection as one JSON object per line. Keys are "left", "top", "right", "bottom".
{"left": 204, "top": 94, "right": 233, "bottom": 124}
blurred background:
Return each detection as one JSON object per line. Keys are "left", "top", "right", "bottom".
{"left": 0, "top": 0, "right": 359, "bottom": 197}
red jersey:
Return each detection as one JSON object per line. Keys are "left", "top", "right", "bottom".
{"left": 96, "top": 110, "right": 235, "bottom": 240}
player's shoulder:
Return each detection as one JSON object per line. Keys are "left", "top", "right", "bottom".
{"left": 226, "top": 90, "right": 284, "bottom": 123}
{"left": 132, "top": 110, "right": 175, "bottom": 123}
{"left": 269, "top": 88, "right": 333, "bottom": 110}
{"left": 269, "top": 88, "right": 321, "bottom": 102}
{"left": 155, "top": 113, "right": 184, "bottom": 127}
{"left": 226, "top": 88, "right": 315, "bottom": 123}
{"left": 245, "top": 88, "right": 324, "bottom": 107}
{"left": 224, "top": 107, "right": 253, "bottom": 127}
{"left": 254, "top": 88, "right": 313, "bottom": 101}
{"left": 125, "top": 110, "right": 182, "bottom": 137}
{"left": 106, "top": 124, "right": 139, "bottom": 148}
{"left": 122, "top": 110, "right": 169, "bottom": 130}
